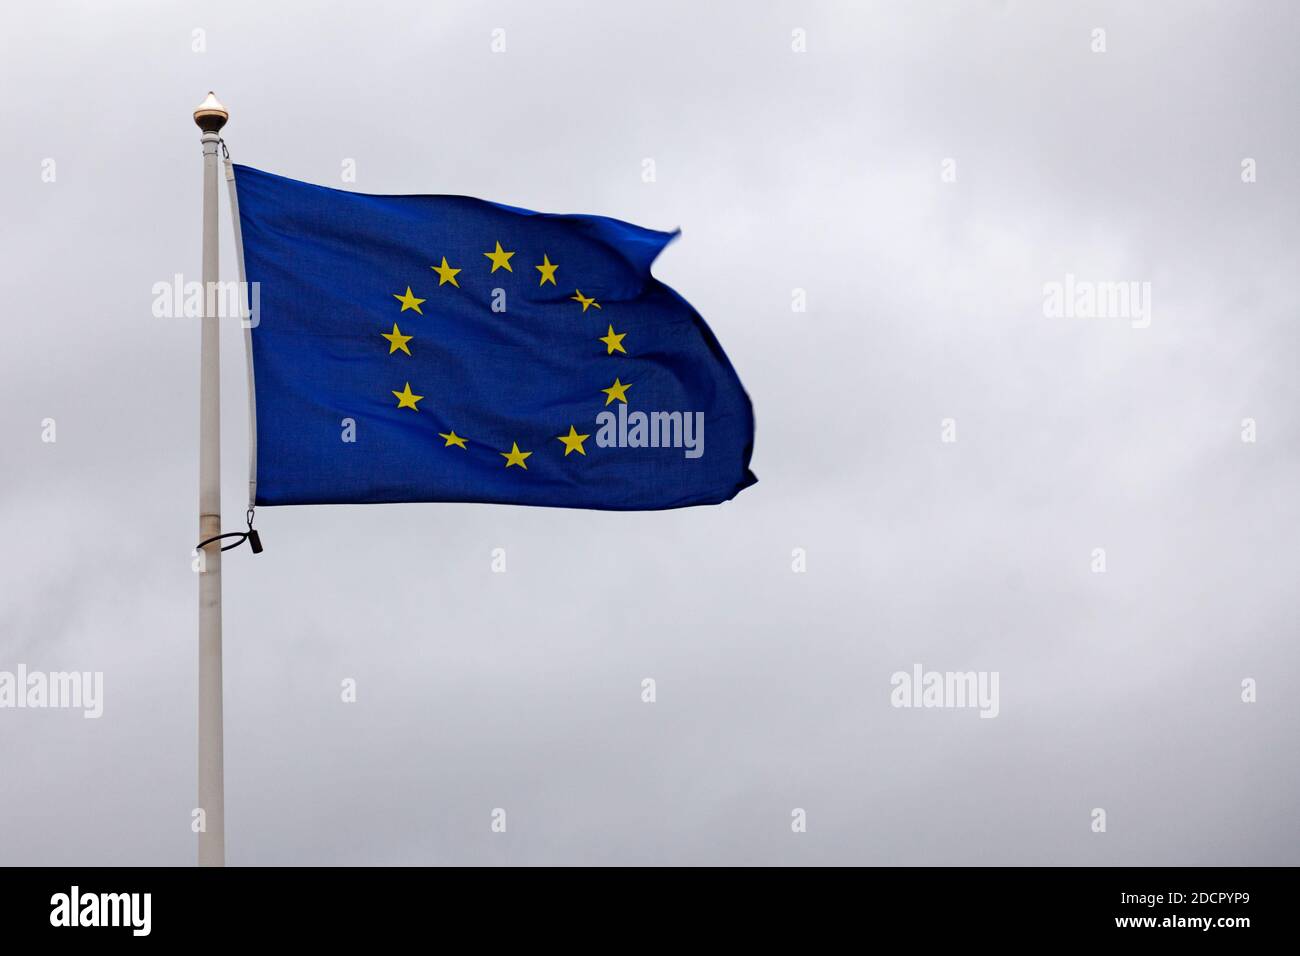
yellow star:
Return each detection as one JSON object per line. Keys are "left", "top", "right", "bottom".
{"left": 483, "top": 241, "right": 515, "bottom": 273}
{"left": 382, "top": 323, "right": 413, "bottom": 355}
{"left": 439, "top": 430, "right": 468, "bottom": 449}
{"left": 599, "top": 324, "right": 627, "bottom": 355}
{"left": 536, "top": 254, "right": 558, "bottom": 286}
{"left": 556, "top": 426, "right": 590, "bottom": 456}
{"left": 501, "top": 442, "right": 532, "bottom": 469}
{"left": 393, "top": 287, "right": 425, "bottom": 313}
{"left": 601, "top": 378, "right": 631, "bottom": 406}
{"left": 571, "top": 290, "right": 602, "bottom": 312}
{"left": 392, "top": 382, "right": 423, "bottom": 410}
{"left": 431, "top": 257, "right": 462, "bottom": 287}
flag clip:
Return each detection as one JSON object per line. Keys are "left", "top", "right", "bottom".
{"left": 193, "top": 508, "right": 263, "bottom": 556}
{"left": 246, "top": 507, "right": 263, "bottom": 554}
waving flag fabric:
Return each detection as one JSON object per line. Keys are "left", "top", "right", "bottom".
{"left": 233, "top": 166, "right": 755, "bottom": 511}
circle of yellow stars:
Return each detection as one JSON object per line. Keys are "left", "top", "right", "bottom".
{"left": 385, "top": 241, "right": 631, "bottom": 469}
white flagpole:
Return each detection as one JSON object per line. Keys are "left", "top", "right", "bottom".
{"left": 193, "top": 91, "right": 228, "bottom": 867}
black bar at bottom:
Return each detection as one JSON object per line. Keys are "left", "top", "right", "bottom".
{"left": 0, "top": 866, "right": 1284, "bottom": 941}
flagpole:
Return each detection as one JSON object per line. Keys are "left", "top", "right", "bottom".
{"left": 193, "top": 91, "right": 228, "bottom": 867}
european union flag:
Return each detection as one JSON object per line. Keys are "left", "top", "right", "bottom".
{"left": 233, "top": 166, "right": 756, "bottom": 510}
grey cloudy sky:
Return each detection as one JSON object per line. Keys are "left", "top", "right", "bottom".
{"left": 1, "top": 0, "right": 1296, "bottom": 865}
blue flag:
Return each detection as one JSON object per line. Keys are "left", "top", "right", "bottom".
{"left": 233, "top": 165, "right": 756, "bottom": 511}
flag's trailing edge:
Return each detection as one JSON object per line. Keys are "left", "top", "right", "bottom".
{"left": 231, "top": 165, "right": 756, "bottom": 511}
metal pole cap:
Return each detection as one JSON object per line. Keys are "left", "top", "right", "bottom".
{"left": 193, "top": 91, "right": 229, "bottom": 133}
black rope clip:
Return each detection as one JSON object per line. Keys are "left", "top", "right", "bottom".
{"left": 195, "top": 508, "right": 262, "bottom": 555}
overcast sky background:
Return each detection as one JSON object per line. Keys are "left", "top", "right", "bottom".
{"left": 1, "top": 0, "right": 1296, "bottom": 865}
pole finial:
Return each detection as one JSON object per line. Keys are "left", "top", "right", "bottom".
{"left": 193, "top": 91, "right": 229, "bottom": 133}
